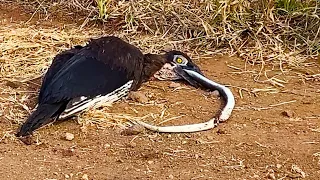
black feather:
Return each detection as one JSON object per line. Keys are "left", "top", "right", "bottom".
{"left": 42, "top": 55, "right": 130, "bottom": 103}
{"left": 39, "top": 45, "right": 83, "bottom": 104}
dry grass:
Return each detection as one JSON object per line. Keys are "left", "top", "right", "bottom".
{"left": 16, "top": 1, "right": 320, "bottom": 59}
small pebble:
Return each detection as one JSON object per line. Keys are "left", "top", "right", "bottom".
{"left": 121, "top": 124, "right": 145, "bottom": 136}
{"left": 147, "top": 160, "right": 154, "bottom": 164}
{"left": 128, "top": 91, "right": 148, "bottom": 103}
{"left": 281, "top": 110, "right": 295, "bottom": 118}
{"left": 65, "top": 174, "right": 70, "bottom": 179}
{"left": 65, "top": 133, "right": 74, "bottom": 141}
{"left": 169, "top": 82, "right": 181, "bottom": 88}
{"left": 217, "top": 129, "right": 227, "bottom": 134}
{"left": 268, "top": 173, "right": 276, "bottom": 180}
{"left": 62, "top": 149, "right": 75, "bottom": 157}
{"left": 81, "top": 174, "right": 89, "bottom": 180}
{"left": 168, "top": 174, "right": 174, "bottom": 179}
{"left": 204, "top": 90, "right": 220, "bottom": 97}
{"left": 211, "top": 90, "right": 220, "bottom": 96}
{"left": 195, "top": 154, "right": 199, "bottom": 159}
{"left": 104, "top": 143, "right": 111, "bottom": 148}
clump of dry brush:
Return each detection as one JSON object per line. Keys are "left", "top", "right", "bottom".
{"left": 18, "top": 0, "right": 320, "bottom": 67}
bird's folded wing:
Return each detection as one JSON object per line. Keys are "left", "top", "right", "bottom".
{"left": 41, "top": 54, "right": 132, "bottom": 104}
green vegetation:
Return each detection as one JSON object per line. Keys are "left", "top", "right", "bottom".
{"left": 276, "top": 0, "right": 303, "bottom": 14}
{"left": 95, "top": 0, "right": 112, "bottom": 20}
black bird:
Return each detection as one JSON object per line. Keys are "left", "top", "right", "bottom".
{"left": 16, "top": 36, "right": 210, "bottom": 137}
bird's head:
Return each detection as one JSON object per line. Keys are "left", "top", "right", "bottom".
{"left": 151, "top": 50, "right": 204, "bottom": 87}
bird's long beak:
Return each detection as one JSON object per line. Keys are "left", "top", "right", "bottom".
{"left": 173, "top": 65, "right": 204, "bottom": 87}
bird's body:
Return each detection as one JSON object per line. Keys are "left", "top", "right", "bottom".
{"left": 17, "top": 36, "right": 168, "bottom": 136}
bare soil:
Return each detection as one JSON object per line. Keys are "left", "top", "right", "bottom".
{"left": 0, "top": 3, "right": 320, "bottom": 180}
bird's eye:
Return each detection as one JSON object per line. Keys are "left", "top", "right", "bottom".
{"left": 173, "top": 55, "right": 187, "bottom": 65}
{"left": 176, "top": 58, "right": 183, "bottom": 64}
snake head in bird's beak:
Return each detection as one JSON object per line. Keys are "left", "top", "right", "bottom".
{"left": 172, "top": 63, "right": 204, "bottom": 87}
{"left": 153, "top": 50, "right": 205, "bottom": 87}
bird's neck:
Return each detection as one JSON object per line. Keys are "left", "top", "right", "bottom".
{"left": 142, "top": 54, "right": 167, "bottom": 82}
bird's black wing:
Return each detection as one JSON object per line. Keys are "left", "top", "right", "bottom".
{"left": 38, "top": 45, "right": 83, "bottom": 104}
{"left": 41, "top": 54, "right": 131, "bottom": 104}
{"left": 41, "top": 36, "right": 145, "bottom": 104}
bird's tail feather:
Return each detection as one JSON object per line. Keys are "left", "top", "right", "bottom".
{"left": 16, "top": 103, "right": 63, "bottom": 137}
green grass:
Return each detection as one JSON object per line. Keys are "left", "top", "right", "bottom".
{"left": 276, "top": 0, "right": 303, "bottom": 14}
{"left": 95, "top": 0, "right": 111, "bottom": 20}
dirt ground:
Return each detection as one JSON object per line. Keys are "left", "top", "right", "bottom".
{"left": 0, "top": 2, "right": 320, "bottom": 180}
